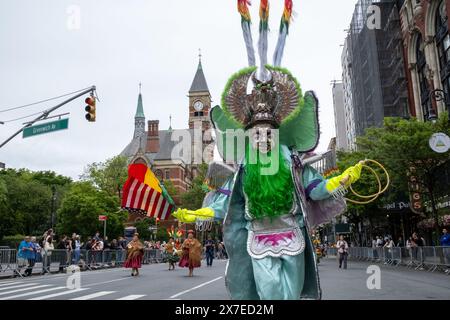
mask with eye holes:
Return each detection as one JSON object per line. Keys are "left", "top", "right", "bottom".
{"left": 250, "top": 123, "right": 276, "bottom": 155}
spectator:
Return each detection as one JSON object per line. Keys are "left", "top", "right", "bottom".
{"left": 116, "top": 237, "right": 125, "bottom": 264}
{"left": 16, "top": 236, "right": 33, "bottom": 277}
{"left": 337, "top": 235, "right": 349, "bottom": 269}
{"left": 94, "top": 231, "right": 100, "bottom": 241}
{"left": 33, "top": 236, "right": 42, "bottom": 263}
{"left": 204, "top": 235, "right": 215, "bottom": 267}
{"left": 376, "top": 236, "right": 383, "bottom": 247}
{"left": 217, "top": 242, "right": 224, "bottom": 260}
{"left": 397, "top": 237, "right": 404, "bottom": 247}
{"left": 24, "top": 236, "right": 39, "bottom": 277}
{"left": 383, "top": 237, "right": 394, "bottom": 264}
{"left": 371, "top": 238, "right": 377, "bottom": 248}
{"left": 73, "top": 235, "right": 81, "bottom": 265}
{"left": 40, "top": 229, "right": 53, "bottom": 248}
{"left": 57, "top": 235, "right": 67, "bottom": 272}
{"left": 412, "top": 232, "right": 424, "bottom": 269}
{"left": 103, "top": 236, "right": 110, "bottom": 264}
{"left": 440, "top": 229, "right": 450, "bottom": 274}
{"left": 440, "top": 228, "right": 450, "bottom": 246}
{"left": 42, "top": 236, "right": 54, "bottom": 274}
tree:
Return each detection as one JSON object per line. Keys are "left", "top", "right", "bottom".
{"left": 0, "top": 177, "right": 15, "bottom": 242}
{"left": 134, "top": 218, "right": 155, "bottom": 241}
{"left": 57, "top": 182, "right": 127, "bottom": 240}
{"left": 81, "top": 155, "right": 128, "bottom": 198}
{"left": 180, "top": 164, "right": 208, "bottom": 210}
{"left": 0, "top": 169, "right": 53, "bottom": 236}
{"left": 342, "top": 114, "right": 450, "bottom": 243}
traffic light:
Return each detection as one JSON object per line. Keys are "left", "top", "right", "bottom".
{"left": 85, "top": 96, "right": 96, "bottom": 122}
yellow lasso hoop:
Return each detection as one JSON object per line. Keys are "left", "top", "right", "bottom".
{"left": 345, "top": 159, "right": 390, "bottom": 205}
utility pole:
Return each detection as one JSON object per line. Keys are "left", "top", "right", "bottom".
{"left": 0, "top": 86, "right": 96, "bottom": 149}
{"left": 51, "top": 185, "right": 56, "bottom": 230}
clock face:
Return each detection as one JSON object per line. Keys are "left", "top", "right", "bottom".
{"left": 194, "top": 101, "right": 204, "bottom": 111}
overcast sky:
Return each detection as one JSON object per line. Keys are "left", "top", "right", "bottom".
{"left": 0, "top": 0, "right": 357, "bottom": 179}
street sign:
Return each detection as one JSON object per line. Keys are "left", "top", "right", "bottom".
{"left": 22, "top": 118, "right": 69, "bottom": 138}
{"left": 429, "top": 132, "right": 450, "bottom": 153}
{"left": 98, "top": 215, "right": 108, "bottom": 221}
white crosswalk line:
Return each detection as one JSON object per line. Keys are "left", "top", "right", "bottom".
{"left": 0, "top": 281, "right": 21, "bottom": 287}
{"left": 70, "top": 291, "right": 115, "bottom": 300}
{"left": 116, "top": 295, "right": 146, "bottom": 300}
{"left": 29, "top": 288, "right": 89, "bottom": 300}
{"left": 0, "top": 286, "right": 66, "bottom": 300}
{"left": 0, "top": 285, "right": 50, "bottom": 296}
{"left": 0, "top": 283, "right": 38, "bottom": 291}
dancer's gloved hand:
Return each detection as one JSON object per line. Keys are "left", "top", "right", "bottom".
{"left": 172, "top": 208, "right": 214, "bottom": 223}
{"left": 325, "top": 161, "right": 365, "bottom": 193}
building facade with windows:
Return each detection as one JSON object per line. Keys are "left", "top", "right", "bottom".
{"left": 399, "top": 0, "right": 450, "bottom": 121}
{"left": 340, "top": 0, "right": 410, "bottom": 148}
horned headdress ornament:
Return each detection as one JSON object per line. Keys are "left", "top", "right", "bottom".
{"left": 210, "top": 0, "right": 320, "bottom": 162}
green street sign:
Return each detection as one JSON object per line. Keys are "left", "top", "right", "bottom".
{"left": 23, "top": 118, "right": 69, "bottom": 138}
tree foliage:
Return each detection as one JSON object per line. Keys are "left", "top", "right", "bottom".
{"left": 56, "top": 182, "right": 127, "bottom": 240}
{"left": 338, "top": 114, "right": 450, "bottom": 240}
{"left": 81, "top": 155, "right": 128, "bottom": 198}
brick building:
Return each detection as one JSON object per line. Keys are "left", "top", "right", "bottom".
{"left": 399, "top": 0, "right": 450, "bottom": 120}
{"left": 120, "top": 58, "right": 214, "bottom": 224}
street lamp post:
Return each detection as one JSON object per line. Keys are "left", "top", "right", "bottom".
{"left": 430, "top": 89, "right": 450, "bottom": 122}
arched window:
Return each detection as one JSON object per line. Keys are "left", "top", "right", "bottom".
{"left": 436, "top": 0, "right": 450, "bottom": 106}
{"left": 416, "top": 34, "right": 432, "bottom": 120}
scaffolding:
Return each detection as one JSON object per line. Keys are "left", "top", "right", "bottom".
{"left": 344, "top": 0, "right": 409, "bottom": 138}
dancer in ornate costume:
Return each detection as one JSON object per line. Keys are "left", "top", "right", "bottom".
{"left": 174, "top": 0, "right": 368, "bottom": 300}
{"left": 165, "top": 237, "right": 179, "bottom": 271}
{"left": 178, "top": 230, "right": 202, "bottom": 277}
{"left": 124, "top": 233, "right": 144, "bottom": 277}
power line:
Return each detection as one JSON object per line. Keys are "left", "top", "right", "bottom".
{"left": 2, "top": 110, "right": 48, "bottom": 123}
{"left": 0, "top": 86, "right": 94, "bottom": 114}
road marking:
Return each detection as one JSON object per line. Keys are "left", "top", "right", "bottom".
{"left": 169, "top": 276, "right": 223, "bottom": 299}
{"left": 29, "top": 288, "right": 89, "bottom": 300}
{"left": 0, "top": 285, "right": 50, "bottom": 296}
{"left": 71, "top": 291, "right": 115, "bottom": 300}
{"left": 0, "top": 286, "right": 66, "bottom": 300}
{"left": 85, "top": 278, "right": 128, "bottom": 287}
{"left": 0, "top": 281, "right": 21, "bottom": 287}
{"left": 0, "top": 283, "right": 39, "bottom": 291}
{"left": 116, "top": 295, "right": 146, "bottom": 300}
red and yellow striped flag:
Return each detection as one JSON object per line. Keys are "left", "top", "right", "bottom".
{"left": 121, "top": 164, "right": 175, "bottom": 220}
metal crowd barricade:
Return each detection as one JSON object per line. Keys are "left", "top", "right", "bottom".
{"left": 325, "top": 246, "right": 450, "bottom": 274}
{"left": 0, "top": 249, "right": 17, "bottom": 274}
{"left": 142, "top": 249, "right": 164, "bottom": 264}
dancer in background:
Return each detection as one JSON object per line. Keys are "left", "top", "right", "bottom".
{"left": 179, "top": 230, "right": 202, "bottom": 277}
{"left": 165, "top": 237, "right": 179, "bottom": 271}
{"left": 124, "top": 233, "right": 144, "bottom": 276}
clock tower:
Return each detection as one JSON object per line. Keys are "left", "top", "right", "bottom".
{"left": 188, "top": 55, "right": 211, "bottom": 132}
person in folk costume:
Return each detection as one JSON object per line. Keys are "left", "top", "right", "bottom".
{"left": 173, "top": 0, "right": 366, "bottom": 300}
{"left": 178, "top": 230, "right": 202, "bottom": 277}
{"left": 165, "top": 237, "right": 180, "bottom": 271}
{"left": 124, "top": 233, "right": 144, "bottom": 276}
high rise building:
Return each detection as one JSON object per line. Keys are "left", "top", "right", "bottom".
{"left": 341, "top": 0, "right": 410, "bottom": 147}
{"left": 332, "top": 81, "right": 349, "bottom": 151}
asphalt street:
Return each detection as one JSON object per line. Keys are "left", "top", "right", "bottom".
{"left": 0, "top": 258, "right": 448, "bottom": 300}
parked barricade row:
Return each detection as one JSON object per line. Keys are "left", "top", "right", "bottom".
{"left": 0, "top": 248, "right": 166, "bottom": 277}
{"left": 325, "top": 246, "right": 450, "bottom": 274}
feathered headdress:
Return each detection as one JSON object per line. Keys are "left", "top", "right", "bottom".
{"left": 210, "top": 1, "right": 320, "bottom": 161}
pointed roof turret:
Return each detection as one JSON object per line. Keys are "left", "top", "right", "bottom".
{"left": 189, "top": 52, "right": 209, "bottom": 93}
{"left": 135, "top": 83, "right": 145, "bottom": 118}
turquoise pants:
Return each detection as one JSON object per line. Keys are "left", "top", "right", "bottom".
{"left": 251, "top": 251, "right": 305, "bottom": 300}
